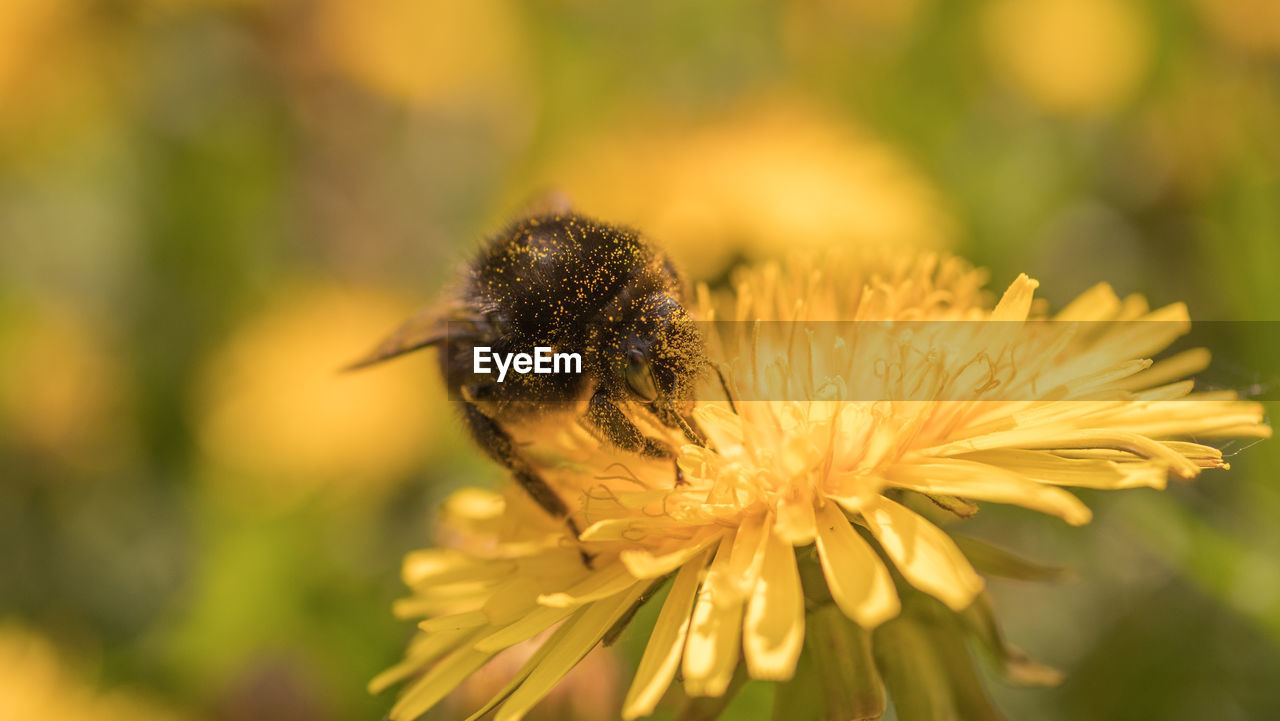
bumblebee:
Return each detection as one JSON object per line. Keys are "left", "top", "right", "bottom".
{"left": 348, "top": 212, "right": 709, "bottom": 537}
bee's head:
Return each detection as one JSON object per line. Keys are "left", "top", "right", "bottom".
{"left": 618, "top": 293, "right": 702, "bottom": 404}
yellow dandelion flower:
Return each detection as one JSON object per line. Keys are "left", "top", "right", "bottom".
{"left": 982, "top": 0, "right": 1151, "bottom": 116}
{"left": 0, "top": 624, "right": 187, "bottom": 721}
{"left": 0, "top": 302, "right": 133, "bottom": 472}
{"left": 534, "top": 102, "right": 953, "bottom": 278}
{"left": 193, "top": 284, "right": 445, "bottom": 505}
{"left": 781, "top": 0, "right": 925, "bottom": 64}
{"left": 310, "top": 0, "right": 530, "bottom": 113}
{"left": 376, "top": 252, "right": 1268, "bottom": 720}
{"left": 0, "top": 0, "right": 129, "bottom": 155}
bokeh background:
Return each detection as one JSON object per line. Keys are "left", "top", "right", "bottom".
{"left": 2, "top": 1, "right": 1278, "bottom": 719}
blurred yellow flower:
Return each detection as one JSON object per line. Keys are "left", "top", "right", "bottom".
{"left": 789, "top": 0, "right": 924, "bottom": 33}
{"left": 0, "top": 0, "right": 126, "bottom": 152}
{"left": 376, "top": 252, "right": 1267, "bottom": 720}
{"left": 982, "top": 0, "right": 1150, "bottom": 116}
{"left": 1192, "top": 0, "right": 1280, "bottom": 56}
{"left": 139, "top": 0, "right": 269, "bottom": 8}
{"left": 0, "top": 304, "right": 132, "bottom": 472}
{"left": 0, "top": 624, "right": 186, "bottom": 721}
{"left": 782, "top": 0, "right": 926, "bottom": 62}
{"left": 536, "top": 102, "right": 953, "bottom": 277}
{"left": 193, "top": 284, "right": 443, "bottom": 503}
{"left": 310, "top": 0, "right": 530, "bottom": 112}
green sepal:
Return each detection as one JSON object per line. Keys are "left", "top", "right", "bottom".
{"left": 805, "top": 603, "right": 885, "bottom": 721}
{"left": 953, "top": 535, "right": 1074, "bottom": 582}
{"left": 873, "top": 592, "right": 1006, "bottom": 721}
{"left": 675, "top": 663, "right": 747, "bottom": 721}
{"left": 771, "top": 646, "right": 825, "bottom": 721}
{"left": 960, "top": 592, "right": 1064, "bottom": 687}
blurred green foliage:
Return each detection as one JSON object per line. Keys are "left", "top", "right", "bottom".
{"left": 1, "top": 0, "right": 1277, "bottom": 719}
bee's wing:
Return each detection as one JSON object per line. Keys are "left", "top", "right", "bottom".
{"left": 343, "top": 303, "right": 475, "bottom": 371}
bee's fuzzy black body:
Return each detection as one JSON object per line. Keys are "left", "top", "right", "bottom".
{"left": 352, "top": 213, "right": 706, "bottom": 536}
{"left": 443, "top": 214, "right": 700, "bottom": 414}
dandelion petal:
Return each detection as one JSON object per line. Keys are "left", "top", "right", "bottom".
{"left": 620, "top": 533, "right": 718, "bottom": 579}
{"left": 683, "top": 536, "right": 746, "bottom": 697}
{"left": 368, "top": 626, "right": 477, "bottom": 694}
{"left": 389, "top": 644, "right": 493, "bottom": 720}
{"left": 863, "top": 497, "right": 984, "bottom": 611}
{"left": 496, "top": 581, "right": 649, "bottom": 721}
{"left": 623, "top": 551, "right": 708, "bottom": 720}
{"left": 889, "top": 461, "right": 1092, "bottom": 525}
{"left": 775, "top": 494, "right": 818, "bottom": 545}
{"left": 537, "top": 563, "right": 637, "bottom": 608}
{"left": 814, "top": 502, "right": 899, "bottom": 628}
{"left": 473, "top": 603, "right": 576, "bottom": 653}
{"left": 991, "top": 273, "right": 1038, "bottom": 321}
{"left": 744, "top": 528, "right": 805, "bottom": 681}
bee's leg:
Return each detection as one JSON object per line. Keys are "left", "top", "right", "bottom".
{"left": 682, "top": 409, "right": 710, "bottom": 453}
{"left": 585, "top": 392, "right": 684, "bottom": 485}
{"left": 647, "top": 402, "right": 703, "bottom": 486}
{"left": 658, "top": 362, "right": 734, "bottom": 455}
{"left": 458, "top": 400, "right": 593, "bottom": 566}
{"left": 648, "top": 400, "right": 705, "bottom": 447}
{"left": 708, "top": 360, "right": 739, "bottom": 415}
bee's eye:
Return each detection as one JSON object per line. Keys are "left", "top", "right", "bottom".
{"left": 624, "top": 349, "right": 659, "bottom": 401}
